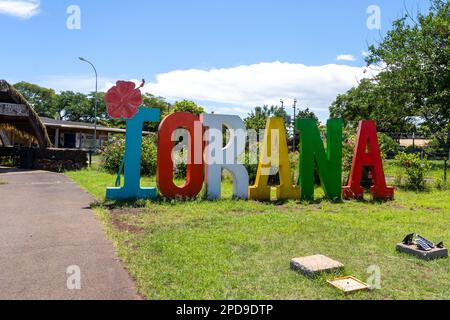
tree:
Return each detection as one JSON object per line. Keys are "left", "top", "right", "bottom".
{"left": 244, "top": 105, "right": 288, "bottom": 131}
{"left": 330, "top": 0, "right": 449, "bottom": 149}
{"left": 296, "top": 108, "right": 320, "bottom": 124}
{"left": 142, "top": 93, "right": 172, "bottom": 131}
{"left": 14, "top": 82, "right": 57, "bottom": 118}
{"left": 330, "top": 79, "right": 414, "bottom": 132}
{"left": 172, "top": 100, "right": 204, "bottom": 115}
{"left": 53, "top": 91, "right": 90, "bottom": 121}
{"left": 143, "top": 93, "right": 171, "bottom": 115}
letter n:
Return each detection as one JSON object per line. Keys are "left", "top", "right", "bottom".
{"left": 249, "top": 118, "right": 299, "bottom": 201}
{"left": 343, "top": 120, "right": 394, "bottom": 200}
{"left": 106, "top": 108, "right": 160, "bottom": 200}
{"left": 296, "top": 118, "right": 343, "bottom": 201}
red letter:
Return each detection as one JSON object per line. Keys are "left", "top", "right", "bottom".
{"left": 343, "top": 120, "right": 394, "bottom": 200}
{"left": 157, "top": 112, "right": 204, "bottom": 199}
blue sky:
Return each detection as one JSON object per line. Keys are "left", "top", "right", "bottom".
{"left": 0, "top": 0, "right": 428, "bottom": 121}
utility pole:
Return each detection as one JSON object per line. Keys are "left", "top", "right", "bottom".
{"left": 293, "top": 99, "right": 297, "bottom": 152}
{"left": 79, "top": 57, "right": 98, "bottom": 167}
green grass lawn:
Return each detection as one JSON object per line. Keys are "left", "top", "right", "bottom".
{"left": 66, "top": 168, "right": 449, "bottom": 300}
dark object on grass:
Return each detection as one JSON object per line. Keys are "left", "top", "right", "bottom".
{"left": 437, "top": 242, "right": 445, "bottom": 249}
{"left": 396, "top": 243, "right": 448, "bottom": 260}
{"left": 416, "top": 239, "right": 433, "bottom": 251}
{"left": 402, "top": 233, "right": 415, "bottom": 246}
{"left": 416, "top": 235, "right": 435, "bottom": 251}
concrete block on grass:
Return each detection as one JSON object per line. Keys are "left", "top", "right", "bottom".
{"left": 396, "top": 243, "right": 448, "bottom": 261}
{"left": 291, "top": 255, "right": 344, "bottom": 277}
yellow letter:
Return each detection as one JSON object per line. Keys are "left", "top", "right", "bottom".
{"left": 249, "top": 118, "right": 300, "bottom": 201}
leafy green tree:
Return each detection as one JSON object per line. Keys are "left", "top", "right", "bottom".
{"left": 367, "top": 0, "right": 449, "bottom": 148}
{"left": 296, "top": 108, "right": 320, "bottom": 124}
{"left": 172, "top": 100, "right": 204, "bottom": 115}
{"left": 142, "top": 93, "right": 172, "bottom": 131}
{"left": 244, "top": 105, "right": 288, "bottom": 131}
{"left": 53, "top": 91, "right": 90, "bottom": 121}
{"left": 142, "top": 93, "right": 171, "bottom": 114}
{"left": 330, "top": 0, "right": 449, "bottom": 150}
{"left": 14, "top": 82, "right": 57, "bottom": 118}
{"left": 330, "top": 79, "right": 414, "bottom": 132}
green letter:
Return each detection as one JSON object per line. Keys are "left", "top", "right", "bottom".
{"left": 296, "top": 119, "right": 343, "bottom": 201}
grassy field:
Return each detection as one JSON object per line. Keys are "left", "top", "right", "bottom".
{"left": 384, "top": 159, "right": 448, "bottom": 184}
{"left": 66, "top": 168, "right": 449, "bottom": 300}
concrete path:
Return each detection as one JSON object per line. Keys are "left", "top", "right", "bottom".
{"left": 0, "top": 168, "right": 140, "bottom": 300}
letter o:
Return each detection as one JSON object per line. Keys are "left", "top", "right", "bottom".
{"left": 157, "top": 112, "right": 204, "bottom": 199}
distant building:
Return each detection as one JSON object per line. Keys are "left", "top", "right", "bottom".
{"left": 0, "top": 80, "right": 149, "bottom": 151}
{"left": 40, "top": 117, "right": 129, "bottom": 150}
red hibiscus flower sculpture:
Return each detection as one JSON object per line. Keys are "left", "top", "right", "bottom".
{"left": 105, "top": 80, "right": 145, "bottom": 119}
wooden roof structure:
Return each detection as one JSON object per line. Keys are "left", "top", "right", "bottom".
{"left": 0, "top": 80, "right": 51, "bottom": 148}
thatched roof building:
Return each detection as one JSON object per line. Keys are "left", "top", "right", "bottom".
{"left": 0, "top": 80, "right": 51, "bottom": 148}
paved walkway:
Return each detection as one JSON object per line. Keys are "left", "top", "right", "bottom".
{"left": 0, "top": 168, "right": 140, "bottom": 300}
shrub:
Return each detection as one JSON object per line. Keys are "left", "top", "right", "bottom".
{"left": 242, "top": 152, "right": 259, "bottom": 185}
{"left": 434, "top": 178, "right": 449, "bottom": 191}
{"left": 101, "top": 134, "right": 158, "bottom": 176}
{"left": 394, "top": 152, "right": 431, "bottom": 190}
{"left": 173, "top": 149, "right": 187, "bottom": 180}
{"left": 378, "top": 133, "right": 400, "bottom": 159}
{"left": 342, "top": 131, "right": 356, "bottom": 174}
{"left": 425, "top": 137, "right": 446, "bottom": 158}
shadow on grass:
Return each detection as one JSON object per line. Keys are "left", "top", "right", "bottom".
{"left": 89, "top": 186, "right": 408, "bottom": 210}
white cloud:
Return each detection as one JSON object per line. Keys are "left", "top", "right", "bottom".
{"left": 336, "top": 54, "right": 356, "bottom": 62}
{"left": 31, "top": 61, "right": 375, "bottom": 120}
{"left": 0, "top": 0, "right": 40, "bottom": 19}
{"left": 142, "top": 61, "right": 372, "bottom": 117}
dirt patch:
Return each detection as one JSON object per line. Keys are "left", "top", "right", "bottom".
{"left": 108, "top": 208, "right": 145, "bottom": 233}
{"left": 387, "top": 203, "right": 407, "bottom": 210}
{"left": 418, "top": 206, "right": 444, "bottom": 213}
{"left": 111, "top": 218, "right": 145, "bottom": 234}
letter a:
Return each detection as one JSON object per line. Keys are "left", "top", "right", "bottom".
{"left": 296, "top": 118, "right": 343, "bottom": 201}
{"left": 343, "top": 120, "right": 394, "bottom": 200}
{"left": 249, "top": 118, "right": 299, "bottom": 201}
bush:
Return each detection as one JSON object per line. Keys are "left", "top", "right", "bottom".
{"left": 378, "top": 133, "right": 400, "bottom": 159}
{"left": 242, "top": 152, "right": 258, "bottom": 185}
{"left": 434, "top": 178, "right": 449, "bottom": 191}
{"left": 173, "top": 149, "right": 187, "bottom": 180}
{"left": 394, "top": 152, "right": 431, "bottom": 190}
{"left": 425, "top": 137, "right": 446, "bottom": 158}
{"left": 342, "top": 131, "right": 356, "bottom": 174}
{"left": 101, "top": 135, "right": 158, "bottom": 176}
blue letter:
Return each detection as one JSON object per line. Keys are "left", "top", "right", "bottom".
{"left": 106, "top": 108, "right": 160, "bottom": 200}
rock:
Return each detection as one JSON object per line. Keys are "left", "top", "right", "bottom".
{"left": 291, "top": 255, "right": 344, "bottom": 277}
{"left": 396, "top": 243, "right": 448, "bottom": 261}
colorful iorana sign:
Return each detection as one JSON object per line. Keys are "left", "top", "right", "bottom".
{"left": 104, "top": 81, "right": 395, "bottom": 202}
